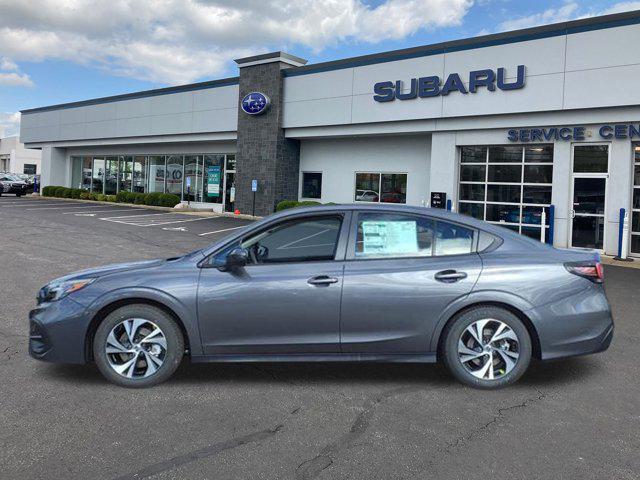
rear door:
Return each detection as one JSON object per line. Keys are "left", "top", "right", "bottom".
{"left": 340, "top": 211, "right": 482, "bottom": 354}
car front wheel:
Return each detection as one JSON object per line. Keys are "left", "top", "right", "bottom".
{"left": 93, "top": 304, "right": 184, "bottom": 388}
{"left": 443, "top": 306, "right": 532, "bottom": 389}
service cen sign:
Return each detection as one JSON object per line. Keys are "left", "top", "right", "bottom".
{"left": 373, "top": 65, "right": 526, "bottom": 102}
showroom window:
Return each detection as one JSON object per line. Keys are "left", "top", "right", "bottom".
{"left": 631, "top": 145, "right": 640, "bottom": 255}
{"left": 302, "top": 172, "right": 322, "bottom": 199}
{"left": 458, "top": 145, "right": 553, "bottom": 240}
{"left": 354, "top": 212, "right": 474, "bottom": 259}
{"left": 354, "top": 172, "right": 407, "bottom": 204}
{"left": 23, "top": 164, "right": 37, "bottom": 175}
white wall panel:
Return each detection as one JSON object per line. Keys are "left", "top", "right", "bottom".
{"left": 283, "top": 97, "right": 353, "bottom": 128}
{"left": 193, "top": 85, "right": 238, "bottom": 111}
{"left": 563, "top": 64, "right": 640, "bottom": 109}
{"left": 566, "top": 24, "right": 640, "bottom": 71}
{"left": 351, "top": 92, "right": 442, "bottom": 124}
{"left": 283, "top": 69, "right": 354, "bottom": 102}
{"left": 193, "top": 108, "right": 237, "bottom": 133}
{"left": 444, "top": 36, "right": 566, "bottom": 77}
{"left": 298, "top": 135, "right": 430, "bottom": 206}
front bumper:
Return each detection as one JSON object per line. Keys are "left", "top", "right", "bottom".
{"left": 7, "top": 185, "right": 27, "bottom": 194}
{"left": 29, "top": 296, "right": 91, "bottom": 364}
{"left": 529, "top": 283, "right": 614, "bottom": 361}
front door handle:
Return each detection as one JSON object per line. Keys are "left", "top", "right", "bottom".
{"left": 434, "top": 270, "right": 467, "bottom": 283}
{"left": 307, "top": 275, "right": 339, "bottom": 286}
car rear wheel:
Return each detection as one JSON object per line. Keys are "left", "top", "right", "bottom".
{"left": 93, "top": 304, "right": 184, "bottom": 388}
{"left": 443, "top": 306, "right": 532, "bottom": 389}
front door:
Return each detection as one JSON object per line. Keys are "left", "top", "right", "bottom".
{"left": 340, "top": 211, "right": 482, "bottom": 354}
{"left": 570, "top": 144, "right": 609, "bottom": 250}
{"left": 197, "top": 213, "right": 349, "bottom": 354}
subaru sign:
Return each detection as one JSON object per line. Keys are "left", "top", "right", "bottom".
{"left": 241, "top": 92, "right": 270, "bottom": 115}
{"left": 373, "top": 65, "right": 526, "bottom": 102}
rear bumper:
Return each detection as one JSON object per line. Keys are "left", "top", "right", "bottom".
{"left": 528, "top": 283, "right": 614, "bottom": 361}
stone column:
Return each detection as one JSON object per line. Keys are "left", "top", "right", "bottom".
{"left": 234, "top": 52, "right": 307, "bottom": 216}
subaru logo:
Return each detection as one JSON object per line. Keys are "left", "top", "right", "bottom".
{"left": 241, "top": 92, "right": 270, "bottom": 115}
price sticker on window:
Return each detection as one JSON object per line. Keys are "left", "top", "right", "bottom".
{"left": 361, "top": 221, "right": 419, "bottom": 255}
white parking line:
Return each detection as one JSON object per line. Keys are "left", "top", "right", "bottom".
{"left": 0, "top": 202, "right": 67, "bottom": 207}
{"left": 26, "top": 204, "right": 98, "bottom": 211}
{"left": 144, "top": 217, "right": 213, "bottom": 226}
{"left": 100, "top": 213, "right": 169, "bottom": 220}
{"left": 62, "top": 208, "right": 144, "bottom": 215}
{"left": 198, "top": 226, "right": 245, "bottom": 236}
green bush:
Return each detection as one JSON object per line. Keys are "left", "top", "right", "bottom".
{"left": 133, "top": 193, "right": 146, "bottom": 205}
{"left": 144, "top": 192, "right": 163, "bottom": 206}
{"left": 159, "top": 193, "right": 181, "bottom": 207}
{"left": 39, "top": 186, "right": 179, "bottom": 208}
{"left": 276, "top": 200, "right": 322, "bottom": 211}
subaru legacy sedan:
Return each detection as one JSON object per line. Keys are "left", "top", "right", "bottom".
{"left": 29, "top": 205, "right": 613, "bottom": 389}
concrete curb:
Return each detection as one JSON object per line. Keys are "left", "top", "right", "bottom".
{"left": 28, "top": 195, "right": 262, "bottom": 220}
{"left": 601, "top": 255, "right": 639, "bottom": 269}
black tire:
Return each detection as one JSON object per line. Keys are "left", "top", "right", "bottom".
{"left": 93, "top": 304, "right": 184, "bottom": 388}
{"left": 442, "top": 306, "right": 532, "bottom": 389}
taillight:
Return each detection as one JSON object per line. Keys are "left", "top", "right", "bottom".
{"left": 565, "top": 261, "right": 604, "bottom": 283}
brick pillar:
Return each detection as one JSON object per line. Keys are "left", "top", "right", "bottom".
{"left": 234, "top": 52, "right": 307, "bottom": 216}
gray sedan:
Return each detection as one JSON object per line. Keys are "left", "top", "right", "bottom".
{"left": 29, "top": 205, "right": 613, "bottom": 389}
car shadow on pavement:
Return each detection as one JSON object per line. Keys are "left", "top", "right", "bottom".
{"left": 41, "top": 355, "right": 603, "bottom": 389}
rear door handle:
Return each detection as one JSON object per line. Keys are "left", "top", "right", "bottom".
{"left": 307, "top": 275, "right": 339, "bottom": 286}
{"left": 434, "top": 270, "right": 467, "bottom": 283}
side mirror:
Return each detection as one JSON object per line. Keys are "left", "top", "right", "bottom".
{"left": 222, "top": 247, "right": 249, "bottom": 271}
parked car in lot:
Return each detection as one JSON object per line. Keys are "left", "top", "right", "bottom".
{"left": 29, "top": 205, "right": 613, "bottom": 389}
{"left": 0, "top": 173, "right": 28, "bottom": 196}
{"left": 355, "top": 189, "right": 379, "bottom": 202}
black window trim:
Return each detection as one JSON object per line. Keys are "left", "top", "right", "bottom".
{"left": 345, "top": 210, "right": 479, "bottom": 262}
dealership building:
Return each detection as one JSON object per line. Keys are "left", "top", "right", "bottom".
{"left": 19, "top": 10, "right": 640, "bottom": 256}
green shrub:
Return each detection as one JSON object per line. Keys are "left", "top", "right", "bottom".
{"left": 42, "top": 186, "right": 55, "bottom": 197}
{"left": 116, "top": 190, "right": 132, "bottom": 203}
{"left": 70, "top": 188, "right": 83, "bottom": 199}
{"left": 276, "top": 200, "right": 298, "bottom": 212}
{"left": 159, "top": 193, "right": 181, "bottom": 207}
{"left": 80, "top": 191, "right": 92, "bottom": 200}
{"left": 106, "top": 195, "right": 117, "bottom": 202}
{"left": 276, "top": 200, "right": 322, "bottom": 211}
{"left": 144, "top": 192, "right": 163, "bottom": 206}
{"left": 95, "top": 194, "right": 106, "bottom": 202}
{"left": 133, "top": 193, "right": 147, "bottom": 205}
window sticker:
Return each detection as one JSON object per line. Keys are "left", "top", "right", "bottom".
{"left": 361, "top": 221, "right": 418, "bottom": 255}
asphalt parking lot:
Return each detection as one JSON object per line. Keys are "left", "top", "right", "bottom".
{"left": 1, "top": 195, "right": 639, "bottom": 480}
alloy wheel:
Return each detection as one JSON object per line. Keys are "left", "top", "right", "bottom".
{"left": 105, "top": 318, "right": 167, "bottom": 379}
{"left": 457, "top": 319, "right": 520, "bottom": 380}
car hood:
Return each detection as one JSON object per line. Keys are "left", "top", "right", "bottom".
{"left": 51, "top": 259, "right": 166, "bottom": 283}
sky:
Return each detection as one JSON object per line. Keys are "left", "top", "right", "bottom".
{"left": 1, "top": 0, "right": 639, "bottom": 137}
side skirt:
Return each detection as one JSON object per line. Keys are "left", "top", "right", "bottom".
{"left": 190, "top": 353, "right": 437, "bottom": 364}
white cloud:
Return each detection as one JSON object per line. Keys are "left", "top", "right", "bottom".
{"left": 494, "top": 1, "right": 640, "bottom": 33}
{"left": 0, "top": 71, "right": 34, "bottom": 87}
{"left": 0, "top": 0, "right": 474, "bottom": 85}
{"left": 0, "top": 57, "right": 18, "bottom": 71}
{"left": 0, "top": 112, "right": 21, "bottom": 137}
{"left": 498, "top": 2, "right": 580, "bottom": 31}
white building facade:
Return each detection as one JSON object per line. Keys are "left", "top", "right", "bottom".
{"left": 19, "top": 10, "right": 640, "bottom": 256}
{"left": 0, "top": 136, "right": 42, "bottom": 175}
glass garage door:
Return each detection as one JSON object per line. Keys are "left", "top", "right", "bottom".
{"left": 458, "top": 145, "right": 553, "bottom": 241}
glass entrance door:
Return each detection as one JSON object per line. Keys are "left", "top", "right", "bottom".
{"left": 571, "top": 177, "right": 606, "bottom": 249}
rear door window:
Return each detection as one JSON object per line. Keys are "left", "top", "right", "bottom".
{"left": 354, "top": 213, "right": 475, "bottom": 259}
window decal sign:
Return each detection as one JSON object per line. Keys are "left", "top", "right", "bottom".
{"left": 361, "top": 221, "right": 418, "bottom": 255}
{"left": 207, "top": 165, "right": 221, "bottom": 197}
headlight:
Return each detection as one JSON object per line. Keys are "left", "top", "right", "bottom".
{"left": 39, "top": 278, "right": 96, "bottom": 303}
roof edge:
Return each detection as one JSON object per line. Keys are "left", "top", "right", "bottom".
{"left": 21, "top": 76, "right": 239, "bottom": 114}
